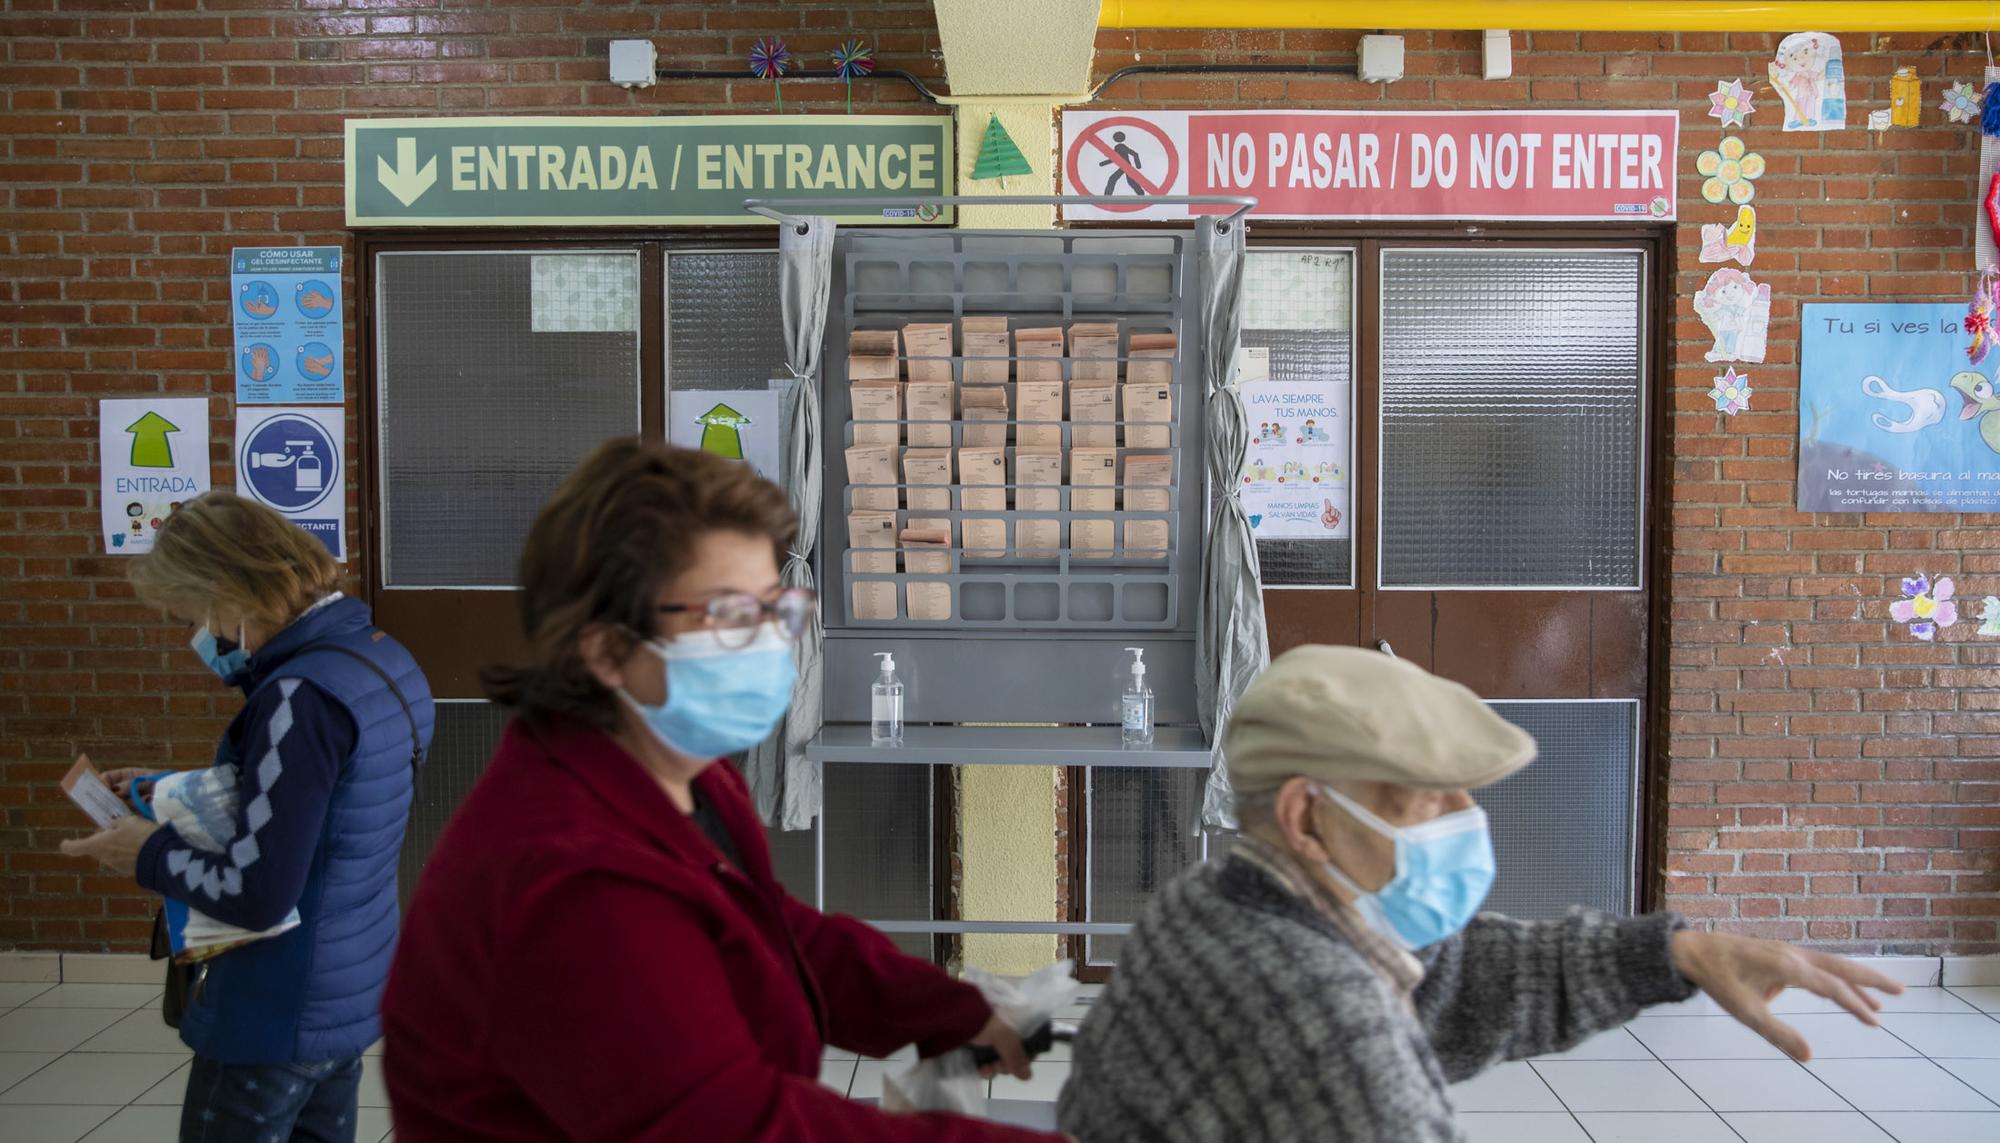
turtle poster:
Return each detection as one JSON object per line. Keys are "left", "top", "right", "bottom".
{"left": 1799, "top": 303, "right": 2000, "bottom": 513}
{"left": 668, "top": 388, "right": 781, "bottom": 483}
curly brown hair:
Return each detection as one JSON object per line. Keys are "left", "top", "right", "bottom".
{"left": 482, "top": 438, "right": 796, "bottom": 730}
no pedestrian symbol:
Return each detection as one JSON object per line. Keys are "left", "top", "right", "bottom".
{"left": 1065, "top": 116, "right": 1179, "bottom": 212}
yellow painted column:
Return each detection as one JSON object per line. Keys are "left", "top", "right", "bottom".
{"left": 952, "top": 101, "right": 1060, "bottom": 229}
{"left": 958, "top": 765, "right": 1062, "bottom": 972}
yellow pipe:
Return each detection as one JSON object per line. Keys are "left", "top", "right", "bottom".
{"left": 1099, "top": 1, "right": 2000, "bottom": 32}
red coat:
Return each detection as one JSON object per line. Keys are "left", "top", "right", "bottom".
{"left": 383, "top": 718, "right": 1061, "bottom": 1142}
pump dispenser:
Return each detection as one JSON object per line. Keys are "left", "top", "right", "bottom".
{"left": 1120, "top": 647, "right": 1154, "bottom": 746}
{"left": 871, "top": 652, "right": 904, "bottom": 744}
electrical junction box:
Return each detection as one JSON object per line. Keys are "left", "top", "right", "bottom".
{"left": 1483, "top": 30, "right": 1513, "bottom": 81}
{"left": 608, "top": 40, "right": 657, "bottom": 90}
{"left": 1358, "top": 35, "right": 1404, "bottom": 84}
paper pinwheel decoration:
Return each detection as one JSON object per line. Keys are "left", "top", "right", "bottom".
{"left": 749, "top": 37, "right": 792, "bottom": 110}
{"left": 1892, "top": 574, "right": 1957, "bottom": 641}
{"left": 1709, "top": 367, "right": 1753, "bottom": 416}
{"left": 830, "top": 40, "right": 873, "bottom": 114}
{"left": 1697, "top": 136, "right": 1766, "bottom": 205}
{"left": 1708, "top": 79, "right": 1755, "bottom": 128}
{"left": 1942, "top": 81, "right": 1981, "bottom": 125}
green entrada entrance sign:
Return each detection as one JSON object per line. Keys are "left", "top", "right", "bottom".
{"left": 345, "top": 115, "right": 955, "bottom": 227}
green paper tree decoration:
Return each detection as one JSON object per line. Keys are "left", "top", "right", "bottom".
{"left": 970, "top": 114, "right": 1032, "bottom": 185}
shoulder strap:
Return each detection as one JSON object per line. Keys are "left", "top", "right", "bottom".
{"left": 287, "top": 644, "right": 424, "bottom": 774}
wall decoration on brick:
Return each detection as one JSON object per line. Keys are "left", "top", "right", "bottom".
{"left": 1709, "top": 368, "right": 1753, "bottom": 416}
{"left": 1768, "top": 31, "right": 1847, "bottom": 132}
{"left": 1693, "top": 268, "right": 1772, "bottom": 364}
{"left": 1700, "top": 205, "right": 1757, "bottom": 267}
{"left": 1979, "top": 596, "right": 2000, "bottom": 636}
{"left": 1697, "top": 136, "right": 1765, "bottom": 205}
{"left": 1708, "top": 78, "right": 1755, "bottom": 129}
{"left": 1941, "top": 80, "right": 1981, "bottom": 125}
{"left": 1891, "top": 574, "right": 1957, "bottom": 641}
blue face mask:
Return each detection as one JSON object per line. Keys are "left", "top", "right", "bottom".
{"left": 620, "top": 624, "right": 797, "bottom": 760}
{"left": 190, "top": 623, "right": 251, "bottom": 683}
{"left": 1314, "top": 784, "right": 1497, "bottom": 950}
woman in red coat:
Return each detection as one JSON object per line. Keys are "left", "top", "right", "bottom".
{"left": 383, "top": 439, "right": 1065, "bottom": 1142}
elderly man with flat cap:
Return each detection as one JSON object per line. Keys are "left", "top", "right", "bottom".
{"left": 1058, "top": 645, "right": 1902, "bottom": 1143}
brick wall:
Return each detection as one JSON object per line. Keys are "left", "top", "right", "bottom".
{"left": 1093, "top": 26, "right": 2000, "bottom": 954}
{"left": 0, "top": 0, "right": 945, "bottom": 951}
{"left": 2, "top": 6, "right": 1995, "bottom": 954}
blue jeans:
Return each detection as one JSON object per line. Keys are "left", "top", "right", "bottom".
{"left": 180, "top": 1054, "right": 364, "bottom": 1143}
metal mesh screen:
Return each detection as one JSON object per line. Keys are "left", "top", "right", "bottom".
{"left": 1085, "top": 768, "right": 1205, "bottom": 965}
{"left": 377, "top": 251, "right": 640, "bottom": 587}
{"left": 398, "top": 701, "right": 510, "bottom": 911}
{"left": 666, "top": 251, "right": 785, "bottom": 391}
{"left": 1243, "top": 250, "right": 1355, "bottom": 587}
{"left": 822, "top": 763, "right": 932, "bottom": 958}
{"left": 1379, "top": 249, "right": 1645, "bottom": 588}
{"left": 1477, "top": 700, "right": 1640, "bottom": 919}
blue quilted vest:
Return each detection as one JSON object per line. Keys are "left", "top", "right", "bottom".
{"left": 177, "top": 596, "right": 434, "bottom": 1064}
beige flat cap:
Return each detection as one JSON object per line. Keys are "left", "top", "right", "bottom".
{"left": 1225, "top": 645, "right": 1535, "bottom": 794}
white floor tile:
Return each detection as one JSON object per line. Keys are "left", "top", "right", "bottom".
{"left": 821, "top": 1045, "right": 858, "bottom": 1062}
{"left": 1806, "top": 1058, "right": 1998, "bottom": 1112}
{"left": 1665, "top": 1060, "right": 1848, "bottom": 1112}
{"left": 819, "top": 1058, "right": 856, "bottom": 1095}
{"left": 1533, "top": 1027, "right": 1654, "bottom": 1062}
{"left": 849, "top": 1060, "right": 900, "bottom": 1101}
{"left": 990, "top": 1060, "right": 1068, "bottom": 1102}
{"left": 1625, "top": 1015, "right": 1788, "bottom": 1060}
{"left": 22, "top": 986, "right": 161, "bottom": 1012}
{"left": 1459, "top": 1112, "right": 1592, "bottom": 1143}
{"left": 1571, "top": 1111, "right": 1740, "bottom": 1142}
{"left": 1879, "top": 1014, "right": 2000, "bottom": 1058}
{"left": 72, "top": 1010, "right": 187, "bottom": 1055}
{"left": 1644, "top": 993, "right": 1730, "bottom": 1018}
{"left": 1769, "top": 989, "right": 1858, "bottom": 1015}
{"left": 356, "top": 1106, "right": 393, "bottom": 1143}
{"left": 131, "top": 1061, "right": 188, "bottom": 1107}
{"left": 1722, "top": 1112, "right": 1895, "bottom": 1143}
{"left": 1871, "top": 988, "right": 1979, "bottom": 1015}
{"left": 864, "top": 1044, "right": 917, "bottom": 1063}
{"left": 1943, "top": 957, "right": 2000, "bottom": 988}
{"left": 984, "top": 1100, "right": 1060, "bottom": 1131}
{"left": 1450, "top": 1061, "right": 1565, "bottom": 1112}
{"left": 1530, "top": 1060, "right": 1707, "bottom": 1113}
{"left": 0, "top": 1052, "right": 183, "bottom": 1107}
{"left": 0, "top": 1010, "right": 129, "bottom": 1055}
{"left": 0, "top": 1053, "right": 59, "bottom": 1097}
{"left": 57, "top": 956, "right": 159, "bottom": 987}
{"left": 1934, "top": 1059, "right": 2000, "bottom": 1106}
{"left": 0, "top": 984, "right": 57, "bottom": 1008}
{"left": 1948, "top": 987, "right": 2000, "bottom": 1013}
{"left": 77, "top": 1105, "right": 181, "bottom": 1143}
{"left": 1869, "top": 1112, "right": 2000, "bottom": 1143}
{"left": 359, "top": 1055, "right": 389, "bottom": 1108}
{"left": 0, "top": 1105, "right": 115, "bottom": 1143}
{"left": 1784, "top": 1014, "right": 1922, "bottom": 1059}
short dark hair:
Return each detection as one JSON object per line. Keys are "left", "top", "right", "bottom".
{"left": 482, "top": 438, "right": 796, "bottom": 730}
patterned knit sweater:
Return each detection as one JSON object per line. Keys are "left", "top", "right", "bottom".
{"left": 1057, "top": 855, "right": 1697, "bottom": 1143}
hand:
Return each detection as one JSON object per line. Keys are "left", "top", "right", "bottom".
{"left": 59, "top": 816, "right": 160, "bottom": 878}
{"left": 967, "top": 1012, "right": 1031, "bottom": 1082}
{"left": 99, "top": 768, "right": 156, "bottom": 801}
{"left": 1671, "top": 930, "right": 1904, "bottom": 1061}
{"left": 1320, "top": 499, "right": 1340, "bottom": 530}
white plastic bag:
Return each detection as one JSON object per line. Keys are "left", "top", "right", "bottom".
{"left": 881, "top": 960, "right": 1080, "bottom": 1116}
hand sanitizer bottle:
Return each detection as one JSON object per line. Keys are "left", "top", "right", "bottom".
{"left": 871, "top": 652, "right": 904, "bottom": 744}
{"left": 1121, "top": 647, "right": 1154, "bottom": 747}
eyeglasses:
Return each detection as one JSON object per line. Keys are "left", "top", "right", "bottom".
{"left": 658, "top": 587, "right": 817, "bottom": 649}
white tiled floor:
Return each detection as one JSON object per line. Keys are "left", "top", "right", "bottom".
{"left": 3, "top": 980, "right": 1994, "bottom": 1142}
{"left": 0, "top": 980, "right": 394, "bottom": 1143}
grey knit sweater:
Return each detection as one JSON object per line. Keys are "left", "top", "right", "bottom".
{"left": 1057, "top": 854, "right": 1696, "bottom": 1142}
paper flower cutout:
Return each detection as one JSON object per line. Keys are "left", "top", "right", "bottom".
{"left": 1700, "top": 205, "right": 1757, "bottom": 266}
{"left": 1709, "top": 367, "right": 1753, "bottom": 415}
{"left": 1697, "top": 136, "right": 1766, "bottom": 205}
{"left": 1709, "top": 79, "right": 1755, "bottom": 128}
{"left": 1980, "top": 596, "right": 2000, "bottom": 636}
{"left": 1891, "top": 574, "right": 1957, "bottom": 641}
{"left": 1942, "top": 81, "right": 1981, "bottom": 124}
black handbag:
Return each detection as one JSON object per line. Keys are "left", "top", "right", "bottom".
{"left": 152, "top": 641, "right": 424, "bottom": 1028}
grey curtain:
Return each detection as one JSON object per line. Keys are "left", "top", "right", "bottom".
{"left": 746, "top": 216, "right": 835, "bottom": 829}
{"left": 1194, "top": 217, "right": 1269, "bottom": 831}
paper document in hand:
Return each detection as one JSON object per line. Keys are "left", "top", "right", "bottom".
{"left": 62, "top": 756, "right": 131, "bottom": 829}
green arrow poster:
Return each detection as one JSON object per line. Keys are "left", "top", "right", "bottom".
{"left": 670, "top": 389, "right": 780, "bottom": 482}
{"left": 345, "top": 116, "right": 954, "bottom": 227}
{"left": 99, "top": 398, "right": 210, "bottom": 555}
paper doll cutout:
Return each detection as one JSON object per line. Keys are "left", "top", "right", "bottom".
{"left": 1692, "top": 268, "right": 1772, "bottom": 364}
{"left": 1768, "top": 32, "right": 1847, "bottom": 132}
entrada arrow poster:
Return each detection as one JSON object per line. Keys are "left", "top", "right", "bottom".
{"left": 668, "top": 388, "right": 780, "bottom": 483}
{"left": 231, "top": 247, "right": 343, "bottom": 405}
{"left": 99, "top": 398, "right": 211, "bottom": 554}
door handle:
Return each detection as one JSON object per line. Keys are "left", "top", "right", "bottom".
{"left": 1375, "top": 639, "right": 1395, "bottom": 658}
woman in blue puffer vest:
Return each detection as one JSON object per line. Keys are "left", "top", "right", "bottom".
{"left": 61, "top": 491, "right": 433, "bottom": 1143}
